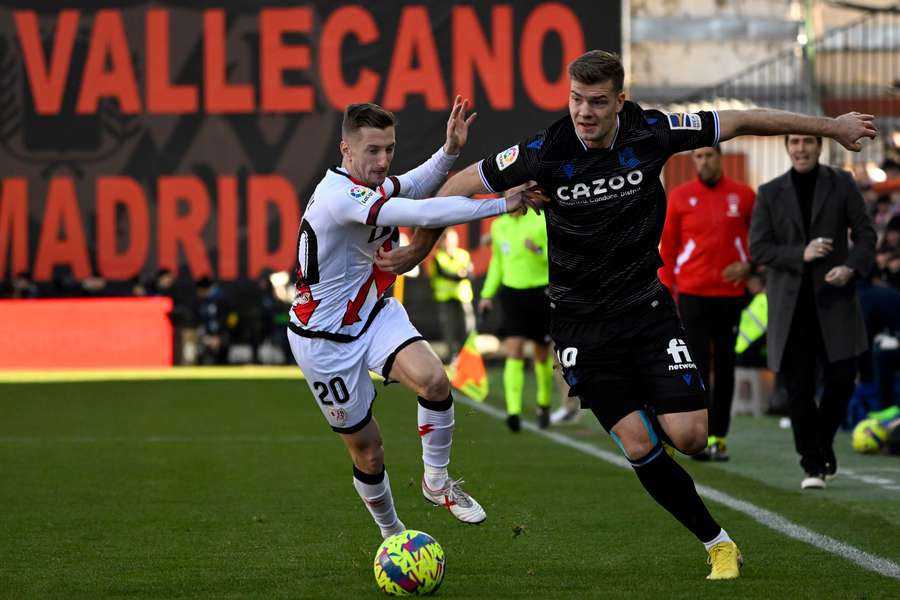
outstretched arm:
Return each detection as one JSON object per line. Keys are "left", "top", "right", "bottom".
{"left": 374, "top": 164, "right": 495, "bottom": 274}
{"left": 718, "top": 109, "right": 877, "bottom": 151}
{"left": 375, "top": 176, "right": 547, "bottom": 274}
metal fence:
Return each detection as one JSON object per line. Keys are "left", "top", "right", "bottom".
{"left": 646, "top": 8, "right": 900, "bottom": 191}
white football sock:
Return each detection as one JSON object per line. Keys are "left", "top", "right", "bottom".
{"left": 353, "top": 468, "right": 401, "bottom": 534}
{"left": 418, "top": 402, "right": 454, "bottom": 489}
{"left": 702, "top": 528, "right": 732, "bottom": 551}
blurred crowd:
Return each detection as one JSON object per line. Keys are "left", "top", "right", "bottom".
{"left": 855, "top": 158, "right": 900, "bottom": 289}
{"left": 1, "top": 268, "right": 293, "bottom": 366}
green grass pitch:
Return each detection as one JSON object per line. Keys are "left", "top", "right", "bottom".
{"left": 1, "top": 374, "right": 899, "bottom": 598}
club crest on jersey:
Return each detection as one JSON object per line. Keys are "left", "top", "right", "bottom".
{"left": 726, "top": 193, "right": 741, "bottom": 217}
{"left": 496, "top": 145, "right": 519, "bottom": 171}
{"left": 329, "top": 407, "right": 347, "bottom": 425}
{"left": 348, "top": 185, "right": 376, "bottom": 205}
{"left": 666, "top": 112, "right": 702, "bottom": 131}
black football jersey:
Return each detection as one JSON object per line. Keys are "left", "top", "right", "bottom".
{"left": 479, "top": 101, "right": 720, "bottom": 318}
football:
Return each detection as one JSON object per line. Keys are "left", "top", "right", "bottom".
{"left": 852, "top": 418, "right": 888, "bottom": 454}
{"left": 373, "top": 530, "right": 445, "bottom": 596}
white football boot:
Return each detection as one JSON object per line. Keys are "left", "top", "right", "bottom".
{"left": 422, "top": 477, "right": 486, "bottom": 524}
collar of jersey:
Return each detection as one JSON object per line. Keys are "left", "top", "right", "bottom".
{"left": 329, "top": 166, "right": 369, "bottom": 188}
{"left": 577, "top": 115, "right": 620, "bottom": 151}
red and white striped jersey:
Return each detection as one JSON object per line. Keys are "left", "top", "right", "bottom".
{"left": 289, "top": 168, "right": 403, "bottom": 340}
{"left": 289, "top": 150, "right": 505, "bottom": 341}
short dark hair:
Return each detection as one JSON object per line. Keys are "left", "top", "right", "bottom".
{"left": 342, "top": 103, "right": 396, "bottom": 139}
{"left": 568, "top": 50, "right": 625, "bottom": 91}
{"left": 784, "top": 134, "right": 823, "bottom": 146}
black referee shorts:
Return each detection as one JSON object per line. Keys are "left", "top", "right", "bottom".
{"left": 497, "top": 285, "right": 552, "bottom": 345}
{"left": 552, "top": 287, "right": 706, "bottom": 432}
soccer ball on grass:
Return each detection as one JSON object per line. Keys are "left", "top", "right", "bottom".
{"left": 373, "top": 530, "right": 445, "bottom": 596}
{"left": 852, "top": 418, "right": 888, "bottom": 454}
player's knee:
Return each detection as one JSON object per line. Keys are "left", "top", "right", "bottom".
{"left": 418, "top": 368, "right": 450, "bottom": 402}
{"left": 613, "top": 430, "right": 655, "bottom": 461}
{"left": 669, "top": 421, "right": 708, "bottom": 455}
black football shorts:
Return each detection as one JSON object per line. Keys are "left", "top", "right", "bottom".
{"left": 552, "top": 287, "right": 706, "bottom": 432}
{"left": 497, "top": 285, "right": 552, "bottom": 344}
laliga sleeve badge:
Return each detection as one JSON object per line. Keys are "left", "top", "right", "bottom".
{"left": 496, "top": 145, "right": 520, "bottom": 171}
{"left": 348, "top": 185, "right": 376, "bottom": 205}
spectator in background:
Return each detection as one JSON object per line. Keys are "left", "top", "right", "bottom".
{"left": 195, "top": 276, "right": 231, "bottom": 365}
{"left": 251, "top": 271, "right": 291, "bottom": 364}
{"left": 11, "top": 271, "right": 39, "bottom": 299}
{"left": 80, "top": 271, "right": 108, "bottom": 297}
{"left": 749, "top": 134, "right": 876, "bottom": 490}
{"left": 876, "top": 216, "right": 900, "bottom": 289}
{"left": 734, "top": 271, "right": 768, "bottom": 370}
{"left": 130, "top": 276, "right": 147, "bottom": 297}
{"left": 150, "top": 268, "right": 175, "bottom": 297}
{"left": 150, "top": 268, "right": 192, "bottom": 364}
{"left": 478, "top": 207, "right": 554, "bottom": 432}
{"left": 873, "top": 195, "right": 897, "bottom": 234}
{"left": 50, "top": 268, "right": 79, "bottom": 297}
{"left": 427, "top": 229, "right": 474, "bottom": 361}
{"left": 859, "top": 275, "right": 900, "bottom": 411}
{"left": 659, "top": 144, "right": 755, "bottom": 462}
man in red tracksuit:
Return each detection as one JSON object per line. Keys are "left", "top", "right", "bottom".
{"left": 659, "top": 144, "right": 756, "bottom": 461}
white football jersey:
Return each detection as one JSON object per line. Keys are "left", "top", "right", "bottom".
{"left": 289, "top": 168, "right": 403, "bottom": 339}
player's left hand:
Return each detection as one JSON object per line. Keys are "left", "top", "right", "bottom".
{"left": 721, "top": 261, "right": 751, "bottom": 285}
{"left": 375, "top": 244, "right": 423, "bottom": 275}
{"left": 444, "top": 95, "right": 477, "bottom": 155}
{"left": 824, "top": 265, "right": 854, "bottom": 287}
{"left": 504, "top": 181, "right": 550, "bottom": 215}
{"left": 832, "top": 112, "right": 877, "bottom": 151}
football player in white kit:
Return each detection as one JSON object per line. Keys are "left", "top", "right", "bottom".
{"left": 288, "top": 98, "right": 537, "bottom": 539}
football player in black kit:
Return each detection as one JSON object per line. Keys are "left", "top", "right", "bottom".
{"left": 375, "top": 50, "right": 876, "bottom": 580}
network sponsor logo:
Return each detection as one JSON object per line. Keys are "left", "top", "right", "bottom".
{"left": 666, "top": 338, "right": 696, "bottom": 371}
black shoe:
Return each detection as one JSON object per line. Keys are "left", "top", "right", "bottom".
{"left": 691, "top": 447, "right": 712, "bottom": 461}
{"left": 801, "top": 472, "right": 826, "bottom": 490}
{"left": 537, "top": 407, "right": 550, "bottom": 430}
{"left": 709, "top": 439, "right": 730, "bottom": 462}
{"left": 506, "top": 414, "right": 521, "bottom": 433}
{"left": 824, "top": 449, "right": 837, "bottom": 480}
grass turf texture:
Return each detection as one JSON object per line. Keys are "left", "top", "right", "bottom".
{"left": 1, "top": 375, "right": 898, "bottom": 598}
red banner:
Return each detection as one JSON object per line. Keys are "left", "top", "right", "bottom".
{"left": 0, "top": 297, "right": 173, "bottom": 368}
{"left": 0, "top": 1, "right": 622, "bottom": 283}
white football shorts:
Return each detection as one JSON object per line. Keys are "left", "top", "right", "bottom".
{"left": 287, "top": 298, "right": 424, "bottom": 433}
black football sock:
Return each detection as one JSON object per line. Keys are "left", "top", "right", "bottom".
{"left": 629, "top": 443, "right": 721, "bottom": 543}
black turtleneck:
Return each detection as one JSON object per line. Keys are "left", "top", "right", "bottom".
{"left": 791, "top": 164, "right": 820, "bottom": 311}
{"left": 790, "top": 165, "right": 819, "bottom": 237}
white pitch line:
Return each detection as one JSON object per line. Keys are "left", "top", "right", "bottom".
{"left": 457, "top": 395, "right": 900, "bottom": 581}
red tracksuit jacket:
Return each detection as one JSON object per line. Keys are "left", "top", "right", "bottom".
{"left": 659, "top": 175, "right": 756, "bottom": 297}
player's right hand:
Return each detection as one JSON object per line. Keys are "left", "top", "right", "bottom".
{"left": 375, "top": 244, "right": 423, "bottom": 274}
{"left": 832, "top": 112, "right": 877, "bottom": 151}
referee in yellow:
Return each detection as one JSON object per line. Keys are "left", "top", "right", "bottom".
{"left": 479, "top": 208, "right": 553, "bottom": 431}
